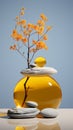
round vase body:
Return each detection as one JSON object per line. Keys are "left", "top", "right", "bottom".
{"left": 13, "top": 76, "right": 62, "bottom": 110}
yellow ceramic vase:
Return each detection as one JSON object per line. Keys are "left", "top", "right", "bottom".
{"left": 13, "top": 75, "right": 62, "bottom": 110}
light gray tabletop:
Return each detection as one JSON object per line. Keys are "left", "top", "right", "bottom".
{"left": 0, "top": 109, "right": 73, "bottom": 130}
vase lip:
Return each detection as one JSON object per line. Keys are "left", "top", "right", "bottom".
{"left": 20, "top": 67, "right": 57, "bottom": 77}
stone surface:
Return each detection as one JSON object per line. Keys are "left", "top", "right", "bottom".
{"left": 8, "top": 108, "right": 38, "bottom": 114}
{"left": 20, "top": 67, "right": 57, "bottom": 76}
{"left": 25, "top": 101, "right": 38, "bottom": 108}
{"left": 7, "top": 108, "right": 40, "bottom": 118}
{"left": 40, "top": 108, "right": 58, "bottom": 118}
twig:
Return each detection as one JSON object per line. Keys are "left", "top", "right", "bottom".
{"left": 30, "top": 51, "right": 37, "bottom": 63}
{"left": 16, "top": 48, "right": 27, "bottom": 60}
{"left": 22, "top": 77, "right": 30, "bottom": 107}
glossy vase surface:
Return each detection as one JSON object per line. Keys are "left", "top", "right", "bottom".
{"left": 13, "top": 75, "right": 62, "bottom": 110}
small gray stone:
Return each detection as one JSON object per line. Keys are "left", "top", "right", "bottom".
{"left": 7, "top": 108, "right": 40, "bottom": 118}
{"left": 25, "top": 101, "right": 38, "bottom": 108}
{"left": 40, "top": 108, "right": 58, "bottom": 118}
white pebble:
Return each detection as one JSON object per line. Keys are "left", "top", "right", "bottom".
{"left": 25, "top": 101, "right": 38, "bottom": 108}
{"left": 21, "top": 66, "right": 57, "bottom": 76}
{"left": 7, "top": 108, "right": 40, "bottom": 118}
{"left": 40, "top": 108, "right": 58, "bottom": 118}
{"left": 8, "top": 108, "right": 38, "bottom": 114}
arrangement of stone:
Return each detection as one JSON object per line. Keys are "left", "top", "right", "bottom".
{"left": 7, "top": 101, "right": 58, "bottom": 119}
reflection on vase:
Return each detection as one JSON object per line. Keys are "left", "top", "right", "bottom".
{"left": 15, "top": 126, "right": 26, "bottom": 130}
{"left": 15, "top": 124, "right": 38, "bottom": 130}
{"left": 38, "top": 122, "right": 61, "bottom": 130}
{"left": 15, "top": 122, "right": 61, "bottom": 130}
{"left": 8, "top": 118, "right": 39, "bottom": 127}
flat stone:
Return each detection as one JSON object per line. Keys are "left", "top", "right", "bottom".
{"left": 20, "top": 67, "right": 57, "bottom": 76}
{"left": 40, "top": 108, "right": 58, "bottom": 118}
{"left": 7, "top": 108, "right": 40, "bottom": 118}
{"left": 7, "top": 108, "right": 39, "bottom": 114}
{"left": 25, "top": 101, "right": 38, "bottom": 108}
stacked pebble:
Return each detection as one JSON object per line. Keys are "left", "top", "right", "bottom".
{"left": 7, "top": 101, "right": 40, "bottom": 118}
{"left": 26, "top": 101, "right": 58, "bottom": 118}
{"left": 7, "top": 101, "right": 58, "bottom": 118}
{"left": 25, "top": 101, "right": 38, "bottom": 108}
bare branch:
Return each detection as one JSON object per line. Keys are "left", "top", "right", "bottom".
{"left": 30, "top": 51, "right": 36, "bottom": 63}
{"left": 16, "top": 48, "right": 27, "bottom": 60}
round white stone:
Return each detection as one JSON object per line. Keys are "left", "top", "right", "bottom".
{"left": 40, "top": 108, "right": 58, "bottom": 118}
{"left": 25, "top": 101, "right": 38, "bottom": 108}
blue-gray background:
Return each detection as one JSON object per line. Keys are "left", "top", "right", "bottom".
{"left": 0, "top": 0, "right": 73, "bottom": 108}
